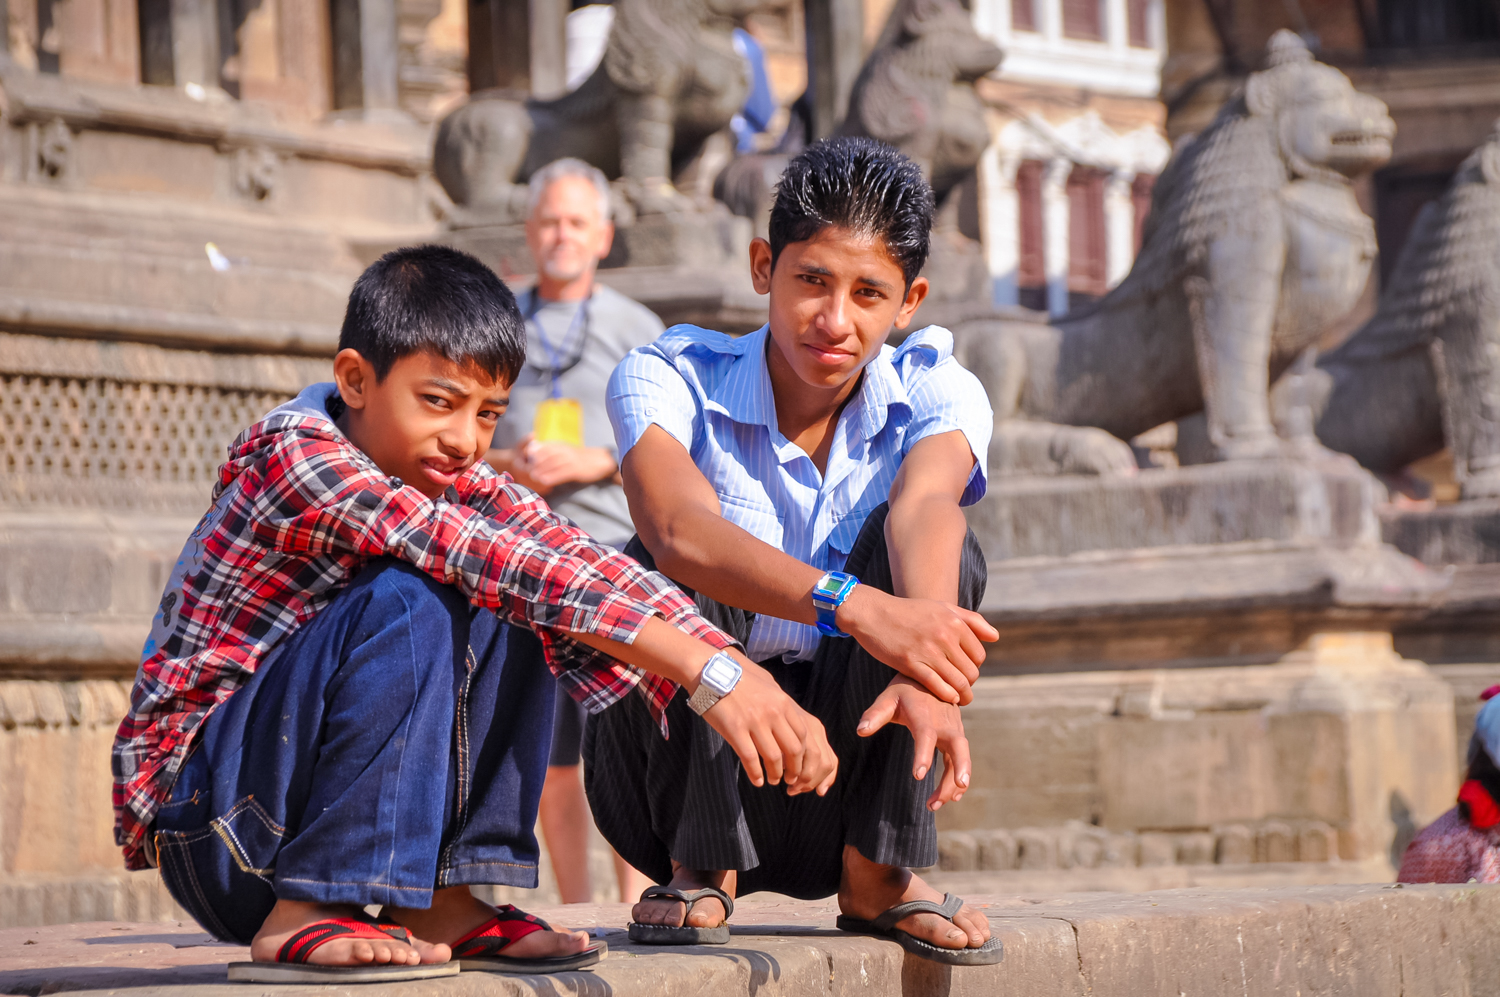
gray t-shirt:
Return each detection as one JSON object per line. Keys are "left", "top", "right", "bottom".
{"left": 492, "top": 283, "right": 665, "bottom": 547}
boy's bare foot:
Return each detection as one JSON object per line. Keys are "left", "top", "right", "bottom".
{"left": 837, "top": 845, "right": 990, "bottom": 950}
{"left": 249, "top": 899, "right": 448, "bottom": 966}
{"left": 386, "top": 886, "right": 593, "bottom": 959}
{"left": 630, "top": 862, "right": 737, "bottom": 928}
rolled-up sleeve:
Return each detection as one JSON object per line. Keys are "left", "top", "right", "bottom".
{"left": 903, "top": 356, "right": 994, "bottom": 506}
{"left": 607, "top": 346, "right": 700, "bottom": 457}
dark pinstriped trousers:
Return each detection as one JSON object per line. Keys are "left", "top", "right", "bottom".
{"left": 581, "top": 503, "right": 987, "bottom": 900}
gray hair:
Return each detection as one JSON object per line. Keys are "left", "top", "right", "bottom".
{"left": 527, "top": 158, "right": 612, "bottom": 221}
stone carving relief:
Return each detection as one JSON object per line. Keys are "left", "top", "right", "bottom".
{"left": 1314, "top": 121, "right": 1500, "bottom": 499}
{"left": 0, "top": 333, "right": 325, "bottom": 514}
{"left": 716, "top": 0, "right": 1000, "bottom": 235}
{"left": 954, "top": 32, "right": 1395, "bottom": 476}
{"left": 432, "top": 0, "right": 764, "bottom": 221}
{"left": 233, "top": 146, "right": 280, "bottom": 202}
{"left": 31, "top": 119, "right": 73, "bottom": 182}
{"left": 836, "top": 0, "right": 1001, "bottom": 201}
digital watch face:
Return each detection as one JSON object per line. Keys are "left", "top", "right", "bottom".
{"left": 814, "top": 572, "right": 857, "bottom": 604}
{"left": 702, "top": 654, "right": 742, "bottom": 693}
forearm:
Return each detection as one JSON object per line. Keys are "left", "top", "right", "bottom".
{"left": 644, "top": 501, "right": 827, "bottom": 626}
{"left": 565, "top": 615, "right": 725, "bottom": 691}
{"left": 885, "top": 492, "right": 967, "bottom": 603}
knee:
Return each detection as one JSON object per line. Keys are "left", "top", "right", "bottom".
{"left": 352, "top": 558, "right": 470, "bottom": 625}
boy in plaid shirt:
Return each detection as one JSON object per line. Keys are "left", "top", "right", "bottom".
{"left": 112, "top": 246, "right": 836, "bottom": 983}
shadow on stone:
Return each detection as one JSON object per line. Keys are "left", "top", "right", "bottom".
{"left": 0, "top": 963, "right": 230, "bottom": 994}
{"left": 899, "top": 953, "right": 953, "bottom": 996}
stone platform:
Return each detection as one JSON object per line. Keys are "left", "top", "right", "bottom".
{"left": 2, "top": 886, "right": 1497, "bottom": 996}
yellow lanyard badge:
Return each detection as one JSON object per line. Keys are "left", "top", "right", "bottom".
{"left": 533, "top": 397, "right": 584, "bottom": 446}
{"left": 525, "top": 289, "right": 589, "bottom": 447}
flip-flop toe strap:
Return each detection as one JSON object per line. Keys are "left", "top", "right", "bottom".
{"left": 450, "top": 906, "right": 549, "bottom": 958}
{"left": 637, "top": 885, "right": 735, "bottom": 922}
{"left": 276, "top": 915, "right": 408, "bottom": 964}
{"left": 870, "top": 893, "right": 963, "bottom": 933}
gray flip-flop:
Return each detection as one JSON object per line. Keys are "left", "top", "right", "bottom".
{"left": 835, "top": 893, "right": 1003, "bottom": 966}
{"left": 627, "top": 885, "right": 735, "bottom": 945}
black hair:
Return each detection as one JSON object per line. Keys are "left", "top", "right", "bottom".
{"left": 338, "top": 245, "right": 525, "bottom": 384}
{"left": 768, "top": 137, "right": 935, "bottom": 289}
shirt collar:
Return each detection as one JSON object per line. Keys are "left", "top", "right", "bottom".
{"left": 704, "top": 326, "right": 778, "bottom": 429}
{"left": 703, "top": 326, "right": 914, "bottom": 457}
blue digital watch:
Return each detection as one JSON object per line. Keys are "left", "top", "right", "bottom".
{"left": 811, "top": 571, "right": 860, "bottom": 637}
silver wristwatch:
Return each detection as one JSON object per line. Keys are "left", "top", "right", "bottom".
{"left": 687, "top": 651, "right": 743, "bottom": 715}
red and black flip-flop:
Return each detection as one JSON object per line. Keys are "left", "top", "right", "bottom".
{"left": 226, "top": 911, "right": 458, "bottom": 983}
{"left": 452, "top": 905, "right": 606, "bottom": 974}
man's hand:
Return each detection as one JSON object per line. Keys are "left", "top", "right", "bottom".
{"left": 857, "top": 675, "right": 970, "bottom": 811}
{"left": 488, "top": 435, "right": 619, "bottom": 495}
{"left": 524, "top": 440, "right": 620, "bottom": 489}
{"left": 836, "top": 586, "right": 996, "bottom": 706}
{"left": 700, "top": 656, "right": 839, "bottom": 797}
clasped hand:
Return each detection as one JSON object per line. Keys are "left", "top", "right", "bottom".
{"left": 699, "top": 655, "right": 839, "bottom": 797}
{"left": 836, "top": 587, "right": 996, "bottom": 705}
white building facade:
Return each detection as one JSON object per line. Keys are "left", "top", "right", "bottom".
{"left": 969, "top": 0, "right": 1172, "bottom": 315}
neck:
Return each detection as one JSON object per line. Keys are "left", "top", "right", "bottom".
{"left": 764, "top": 333, "right": 862, "bottom": 440}
{"left": 535, "top": 270, "right": 595, "bottom": 303}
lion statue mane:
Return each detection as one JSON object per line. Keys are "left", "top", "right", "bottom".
{"left": 1315, "top": 121, "right": 1500, "bottom": 498}
{"left": 954, "top": 31, "right": 1396, "bottom": 476}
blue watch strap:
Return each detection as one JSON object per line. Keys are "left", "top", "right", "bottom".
{"left": 812, "top": 571, "right": 858, "bottom": 638}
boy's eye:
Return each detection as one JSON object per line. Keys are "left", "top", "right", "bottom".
{"left": 422, "top": 394, "right": 451, "bottom": 409}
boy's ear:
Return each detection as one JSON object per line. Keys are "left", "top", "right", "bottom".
{"left": 893, "top": 275, "right": 931, "bottom": 330}
{"left": 332, "top": 348, "right": 375, "bottom": 410}
{"left": 749, "top": 237, "right": 774, "bottom": 295}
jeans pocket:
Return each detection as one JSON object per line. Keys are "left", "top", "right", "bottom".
{"left": 155, "top": 795, "right": 284, "bottom": 944}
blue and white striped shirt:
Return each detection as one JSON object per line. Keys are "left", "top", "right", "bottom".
{"left": 607, "top": 324, "right": 993, "bottom": 662}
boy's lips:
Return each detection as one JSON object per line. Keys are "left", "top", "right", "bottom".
{"left": 419, "top": 458, "right": 466, "bottom": 486}
{"left": 803, "top": 342, "right": 856, "bottom": 366}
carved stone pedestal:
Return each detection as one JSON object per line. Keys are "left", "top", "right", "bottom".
{"left": 950, "top": 460, "right": 1459, "bottom": 870}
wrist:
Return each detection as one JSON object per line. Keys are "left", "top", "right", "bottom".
{"left": 834, "top": 584, "right": 878, "bottom": 636}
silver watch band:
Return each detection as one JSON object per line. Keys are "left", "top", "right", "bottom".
{"left": 687, "top": 682, "right": 723, "bottom": 715}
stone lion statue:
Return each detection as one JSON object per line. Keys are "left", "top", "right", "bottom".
{"left": 837, "top": 0, "right": 1001, "bottom": 201}
{"left": 433, "top": 0, "right": 760, "bottom": 220}
{"left": 954, "top": 31, "right": 1396, "bottom": 476}
{"left": 715, "top": 0, "right": 999, "bottom": 232}
{"left": 1314, "top": 121, "right": 1500, "bottom": 499}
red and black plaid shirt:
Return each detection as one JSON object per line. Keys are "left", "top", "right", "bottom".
{"left": 112, "top": 384, "right": 734, "bottom": 870}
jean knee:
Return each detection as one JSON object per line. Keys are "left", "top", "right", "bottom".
{"left": 355, "top": 558, "right": 470, "bottom": 622}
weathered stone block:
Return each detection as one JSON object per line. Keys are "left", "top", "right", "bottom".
{"left": 937, "top": 831, "right": 978, "bottom": 872}
{"left": 1215, "top": 824, "right": 1254, "bottom": 865}
{"left": 1298, "top": 821, "right": 1338, "bottom": 863}
{"left": 1175, "top": 832, "right": 1216, "bottom": 866}
{"left": 1256, "top": 820, "right": 1296, "bottom": 863}
{"left": 1016, "top": 829, "right": 1056, "bottom": 870}
{"left": 1097, "top": 711, "right": 1271, "bottom": 831}
{"left": 974, "top": 829, "right": 1018, "bottom": 871}
{"left": 1137, "top": 833, "right": 1175, "bottom": 867}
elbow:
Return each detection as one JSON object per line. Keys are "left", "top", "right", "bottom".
{"left": 638, "top": 523, "right": 699, "bottom": 582}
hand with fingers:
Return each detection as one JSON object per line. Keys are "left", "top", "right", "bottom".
{"left": 836, "top": 588, "right": 997, "bottom": 706}
{"left": 856, "top": 675, "right": 971, "bottom": 810}
{"left": 698, "top": 656, "right": 839, "bottom": 797}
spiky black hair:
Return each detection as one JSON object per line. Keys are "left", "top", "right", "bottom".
{"left": 768, "top": 137, "right": 935, "bottom": 288}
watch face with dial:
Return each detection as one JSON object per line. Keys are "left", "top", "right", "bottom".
{"left": 813, "top": 571, "right": 858, "bottom": 605}
{"left": 700, "top": 652, "right": 742, "bottom": 696}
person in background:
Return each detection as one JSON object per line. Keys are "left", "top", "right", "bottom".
{"left": 488, "top": 158, "right": 664, "bottom": 904}
{"left": 1398, "top": 687, "right": 1500, "bottom": 884}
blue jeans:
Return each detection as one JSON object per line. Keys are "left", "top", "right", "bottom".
{"left": 153, "top": 558, "right": 556, "bottom": 944}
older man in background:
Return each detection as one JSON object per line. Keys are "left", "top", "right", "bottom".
{"left": 488, "top": 158, "right": 664, "bottom": 903}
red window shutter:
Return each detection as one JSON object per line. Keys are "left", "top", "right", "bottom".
{"left": 1061, "top": 0, "right": 1102, "bottom": 40}
{"left": 1012, "top": 0, "right": 1037, "bottom": 32}
{"left": 1017, "top": 161, "right": 1046, "bottom": 310}
{"left": 1127, "top": 0, "right": 1151, "bottom": 47}
{"left": 1067, "top": 168, "right": 1107, "bottom": 298}
{"left": 1132, "top": 173, "right": 1156, "bottom": 254}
